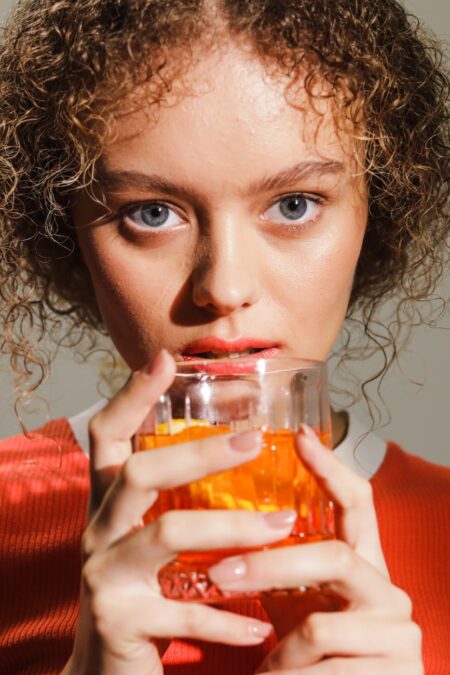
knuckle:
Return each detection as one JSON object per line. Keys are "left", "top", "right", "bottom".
{"left": 81, "top": 527, "right": 97, "bottom": 560}
{"left": 408, "top": 621, "right": 423, "bottom": 650}
{"left": 81, "top": 556, "right": 103, "bottom": 596}
{"left": 327, "top": 539, "right": 354, "bottom": 573}
{"left": 121, "top": 453, "right": 146, "bottom": 490}
{"left": 152, "top": 512, "right": 180, "bottom": 551}
{"left": 192, "top": 438, "right": 218, "bottom": 473}
{"left": 81, "top": 560, "right": 126, "bottom": 640}
{"left": 301, "top": 612, "right": 331, "bottom": 647}
{"left": 192, "top": 434, "right": 233, "bottom": 475}
{"left": 182, "top": 604, "right": 206, "bottom": 637}
{"left": 394, "top": 587, "right": 414, "bottom": 617}
{"left": 90, "top": 589, "right": 116, "bottom": 637}
{"left": 87, "top": 414, "right": 104, "bottom": 445}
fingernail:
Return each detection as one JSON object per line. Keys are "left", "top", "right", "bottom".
{"left": 263, "top": 509, "right": 297, "bottom": 528}
{"left": 208, "top": 556, "right": 247, "bottom": 584}
{"left": 299, "top": 423, "right": 317, "bottom": 441}
{"left": 298, "top": 426, "right": 328, "bottom": 457}
{"left": 247, "top": 621, "right": 273, "bottom": 641}
{"left": 229, "top": 430, "right": 262, "bottom": 453}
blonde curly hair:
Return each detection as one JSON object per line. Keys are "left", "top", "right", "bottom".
{"left": 0, "top": 0, "right": 449, "bottom": 426}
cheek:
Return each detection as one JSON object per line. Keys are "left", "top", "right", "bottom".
{"left": 271, "top": 237, "right": 357, "bottom": 313}
{"left": 307, "top": 238, "right": 358, "bottom": 301}
{"left": 267, "top": 212, "right": 365, "bottom": 355}
{"left": 305, "top": 199, "right": 367, "bottom": 311}
{"left": 79, "top": 232, "right": 186, "bottom": 365}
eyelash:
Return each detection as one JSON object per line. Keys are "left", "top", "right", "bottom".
{"left": 118, "top": 193, "right": 325, "bottom": 235}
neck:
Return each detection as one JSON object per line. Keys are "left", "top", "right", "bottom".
{"left": 331, "top": 408, "right": 348, "bottom": 449}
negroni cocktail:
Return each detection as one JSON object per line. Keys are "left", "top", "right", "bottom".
{"left": 135, "top": 357, "right": 335, "bottom": 603}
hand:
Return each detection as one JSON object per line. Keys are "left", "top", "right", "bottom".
{"left": 208, "top": 424, "right": 424, "bottom": 674}
{"left": 63, "top": 349, "right": 300, "bottom": 675}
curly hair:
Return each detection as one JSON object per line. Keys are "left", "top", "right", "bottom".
{"left": 0, "top": 0, "right": 449, "bottom": 427}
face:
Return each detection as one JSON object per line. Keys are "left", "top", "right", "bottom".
{"left": 74, "top": 44, "right": 368, "bottom": 370}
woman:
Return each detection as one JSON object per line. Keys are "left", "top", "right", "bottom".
{"left": 0, "top": 1, "right": 448, "bottom": 673}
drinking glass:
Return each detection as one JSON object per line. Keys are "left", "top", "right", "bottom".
{"left": 134, "top": 356, "right": 336, "bottom": 604}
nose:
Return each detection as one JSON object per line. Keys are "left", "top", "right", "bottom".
{"left": 191, "top": 218, "right": 261, "bottom": 316}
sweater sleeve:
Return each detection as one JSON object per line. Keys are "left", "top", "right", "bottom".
{"left": 0, "top": 419, "right": 89, "bottom": 675}
{"left": 371, "top": 442, "right": 450, "bottom": 674}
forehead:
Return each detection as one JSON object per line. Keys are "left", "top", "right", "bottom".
{"left": 103, "top": 44, "right": 358, "bottom": 183}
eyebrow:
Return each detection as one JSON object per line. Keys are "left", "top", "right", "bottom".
{"left": 96, "top": 159, "right": 344, "bottom": 201}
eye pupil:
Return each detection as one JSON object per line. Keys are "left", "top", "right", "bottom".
{"left": 279, "top": 196, "right": 307, "bottom": 220}
{"left": 141, "top": 203, "right": 169, "bottom": 227}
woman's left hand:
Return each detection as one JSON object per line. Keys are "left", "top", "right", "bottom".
{"left": 207, "top": 424, "right": 424, "bottom": 674}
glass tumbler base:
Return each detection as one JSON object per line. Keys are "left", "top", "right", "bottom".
{"left": 158, "top": 559, "right": 319, "bottom": 604}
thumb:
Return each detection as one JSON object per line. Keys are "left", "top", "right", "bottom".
{"left": 87, "top": 349, "right": 176, "bottom": 516}
{"left": 295, "top": 424, "right": 389, "bottom": 576}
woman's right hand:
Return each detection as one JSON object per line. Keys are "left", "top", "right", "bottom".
{"left": 63, "top": 350, "right": 294, "bottom": 675}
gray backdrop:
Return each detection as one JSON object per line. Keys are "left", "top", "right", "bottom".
{"left": 0, "top": 0, "right": 449, "bottom": 466}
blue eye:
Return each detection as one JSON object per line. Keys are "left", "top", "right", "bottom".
{"left": 124, "top": 202, "right": 184, "bottom": 230}
{"left": 263, "top": 194, "right": 319, "bottom": 225}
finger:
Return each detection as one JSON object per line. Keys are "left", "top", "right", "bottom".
{"left": 88, "top": 429, "right": 264, "bottom": 550}
{"left": 208, "top": 540, "right": 411, "bottom": 615}
{"left": 295, "top": 425, "right": 388, "bottom": 576}
{"left": 254, "top": 612, "right": 422, "bottom": 671}
{"left": 94, "top": 508, "right": 297, "bottom": 579}
{"left": 148, "top": 598, "right": 274, "bottom": 646}
{"left": 256, "top": 657, "right": 420, "bottom": 675}
{"left": 91, "top": 588, "right": 274, "bottom": 648}
{"left": 87, "top": 349, "right": 176, "bottom": 512}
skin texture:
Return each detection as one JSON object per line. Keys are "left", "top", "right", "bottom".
{"left": 74, "top": 45, "right": 367, "bottom": 377}
{"left": 68, "top": 44, "right": 423, "bottom": 674}
{"left": 64, "top": 352, "right": 423, "bottom": 675}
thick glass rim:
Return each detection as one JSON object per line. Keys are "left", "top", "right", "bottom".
{"left": 174, "top": 356, "right": 325, "bottom": 377}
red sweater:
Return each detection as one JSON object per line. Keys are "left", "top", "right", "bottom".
{"left": 0, "top": 416, "right": 449, "bottom": 674}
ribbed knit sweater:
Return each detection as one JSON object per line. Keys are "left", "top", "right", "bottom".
{"left": 0, "top": 416, "right": 449, "bottom": 674}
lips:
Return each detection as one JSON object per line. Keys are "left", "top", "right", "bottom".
{"left": 179, "top": 336, "right": 281, "bottom": 360}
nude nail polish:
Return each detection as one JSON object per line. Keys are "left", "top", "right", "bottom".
{"left": 208, "top": 556, "right": 247, "bottom": 583}
{"left": 263, "top": 509, "right": 297, "bottom": 528}
{"left": 229, "top": 430, "right": 262, "bottom": 452}
{"left": 247, "top": 622, "right": 273, "bottom": 640}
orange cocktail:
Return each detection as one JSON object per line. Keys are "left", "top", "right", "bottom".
{"left": 137, "top": 421, "right": 335, "bottom": 602}
{"left": 135, "top": 356, "right": 335, "bottom": 602}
